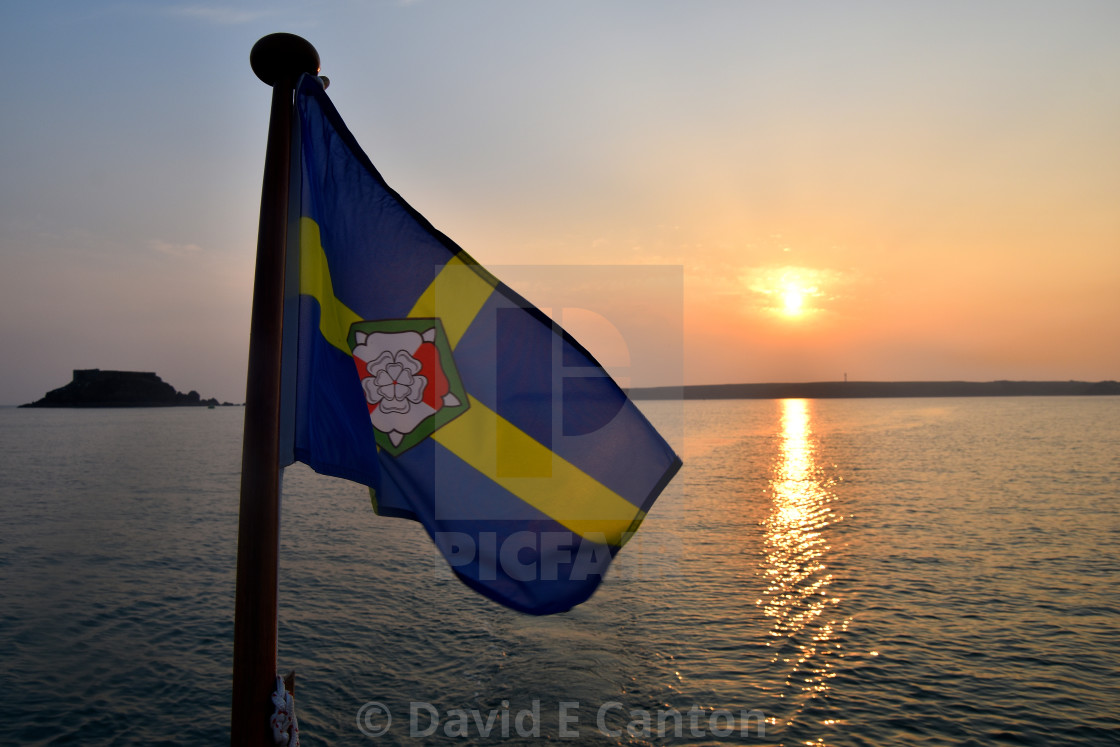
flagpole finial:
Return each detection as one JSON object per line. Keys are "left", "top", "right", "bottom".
{"left": 250, "top": 33, "right": 320, "bottom": 86}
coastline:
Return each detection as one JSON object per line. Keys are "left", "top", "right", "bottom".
{"left": 628, "top": 380, "right": 1120, "bottom": 400}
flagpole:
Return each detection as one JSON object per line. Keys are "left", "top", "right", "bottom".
{"left": 233, "top": 33, "right": 319, "bottom": 746}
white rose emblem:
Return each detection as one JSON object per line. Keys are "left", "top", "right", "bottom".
{"left": 364, "top": 350, "right": 427, "bottom": 413}
{"left": 353, "top": 330, "right": 438, "bottom": 447}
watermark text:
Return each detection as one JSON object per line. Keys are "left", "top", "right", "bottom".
{"left": 356, "top": 699, "right": 765, "bottom": 740}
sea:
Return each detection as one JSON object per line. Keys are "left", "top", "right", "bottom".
{"left": 2, "top": 397, "right": 1118, "bottom": 746}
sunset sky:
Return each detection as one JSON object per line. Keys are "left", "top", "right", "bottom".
{"left": 1, "top": 1, "right": 1117, "bottom": 404}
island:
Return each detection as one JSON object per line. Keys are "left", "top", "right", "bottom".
{"left": 19, "top": 369, "right": 237, "bottom": 408}
{"left": 628, "top": 380, "right": 1120, "bottom": 400}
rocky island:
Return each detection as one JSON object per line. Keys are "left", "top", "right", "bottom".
{"left": 19, "top": 369, "right": 235, "bottom": 408}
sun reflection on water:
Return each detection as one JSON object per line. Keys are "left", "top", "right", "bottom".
{"left": 759, "top": 399, "right": 848, "bottom": 734}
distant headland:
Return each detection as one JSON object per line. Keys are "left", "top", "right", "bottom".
{"left": 629, "top": 380, "right": 1120, "bottom": 400}
{"left": 19, "top": 369, "right": 238, "bottom": 408}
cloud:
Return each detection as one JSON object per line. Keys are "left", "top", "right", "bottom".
{"left": 165, "top": 5, "right": 272, "bottom": 25}
{"left": 150, "top": 239, "right": 203, "bottom": 257}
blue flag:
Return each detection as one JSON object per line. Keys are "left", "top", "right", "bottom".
{"left": 283, "top": 75, "right": 681, "bottom": 615}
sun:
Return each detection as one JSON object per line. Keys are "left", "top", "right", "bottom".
{"left": 744, "top": 265, "right": 832, "bottom": 319}
{"left": 781, "top": 287, "right": 805, "bottom": 316}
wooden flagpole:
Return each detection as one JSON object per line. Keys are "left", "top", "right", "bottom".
{"left": 232, "top": 33, "right": 319, "bottom": 746}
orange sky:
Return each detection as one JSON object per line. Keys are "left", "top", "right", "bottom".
{"left": 1, "top": 1, "right": 1117, "bottom": 402}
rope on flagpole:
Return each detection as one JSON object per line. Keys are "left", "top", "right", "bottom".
{"left": 270, "top": 675, "right": 300, "bottom": 746}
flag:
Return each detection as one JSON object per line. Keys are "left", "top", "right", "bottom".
{"left": 283, "top": 74, "right": 681, "bottom": 615}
